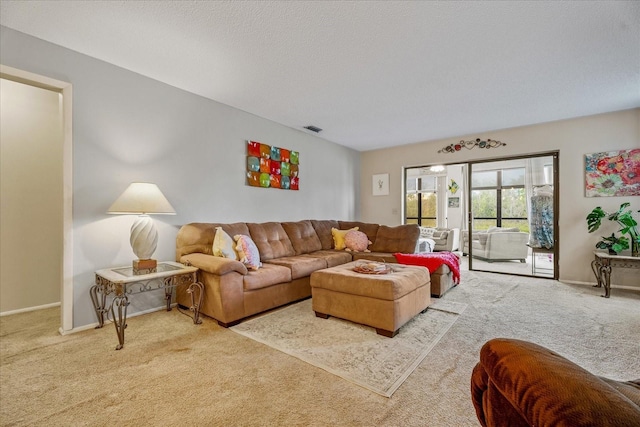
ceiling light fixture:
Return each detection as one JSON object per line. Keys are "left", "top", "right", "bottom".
{"left": 430, "top": 165, "right": 445, "bottom": 172}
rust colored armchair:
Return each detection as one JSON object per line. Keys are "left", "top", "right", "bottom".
{"left": 471, "top": 338, "right": 640, "bottom": 427}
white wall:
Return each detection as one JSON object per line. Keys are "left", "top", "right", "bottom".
{"left": 0, "top": 78, "right": 63, "bottom": 312}
{"left": 445, "top": 164, "right": 464, "bottom": 235}
{"left": 361, "top": 109, "right": 640, "bottom": 288}
{"left": 0, "top": 26, "right": 360, "bottom": 329}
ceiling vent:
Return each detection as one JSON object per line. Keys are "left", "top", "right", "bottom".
{"left": 304, "top": 125, "right": 323, "bottom": 133}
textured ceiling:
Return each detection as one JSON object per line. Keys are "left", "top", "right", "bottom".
{"left": 1, "top": 1, "right": 639, "bottom": 151}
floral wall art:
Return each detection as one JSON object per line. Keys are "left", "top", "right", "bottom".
{"left": 585, "top": 148, "right": 640, "bottom": 197}
{"left": 246, "top": 140, "right": 299, "bottom": 190}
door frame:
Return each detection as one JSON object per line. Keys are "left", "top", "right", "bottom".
{"left": 467, "top": 151, "right": 559, "bottom": 279}
{"left": 1, "top": 64, "right": 73, "bottom": 333}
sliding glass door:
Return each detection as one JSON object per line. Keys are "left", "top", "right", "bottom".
{"left": 403, "top": 153, "right": 558, "bottom": 279}
{"left": 467, "top": 153, "right": 558, "bottom": 279}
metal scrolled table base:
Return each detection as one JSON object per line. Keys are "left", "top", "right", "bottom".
{"left": 591, "top": 252, "right": 640, "bottom": 299}
{"left": 90, "top": 263, "right": 203, "bottom": 350}
{"left": 591, "top": 257, "right": 612, "bottom": 298}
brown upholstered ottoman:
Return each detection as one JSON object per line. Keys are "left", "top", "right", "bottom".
{"left": 351, "top": 252, "right": 459, "bottom": 298}
{"left": 310, "top": 261, "right": 431, "bottom": 337}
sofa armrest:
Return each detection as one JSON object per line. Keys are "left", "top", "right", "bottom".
{"left": 471, "top": 338, "right": 640, "bottom": 427}
{"left": 180, "top": 253, "right": 248, "bottom": 276}
{"left": 447, "top": 228, "right": 460, "bottom": 251}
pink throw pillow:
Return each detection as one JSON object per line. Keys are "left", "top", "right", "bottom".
{"left": 344, "top": 230, "right": 371, "bottom": 252}
{"left": 234, "top": 234, "right": 261, "bottom": 270}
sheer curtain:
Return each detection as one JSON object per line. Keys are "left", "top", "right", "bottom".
{"left": 461, "top": 164, "right": 469, "bottom": 253}
{"left": 525, "top": 159, "right": 534, "bottom": 243}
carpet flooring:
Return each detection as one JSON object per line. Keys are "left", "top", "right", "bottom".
{"left": 231, "top": 299, "right": 467, "bottom": 397}
{"left": 1, "top": 271, "right": 639, "bottom": 426}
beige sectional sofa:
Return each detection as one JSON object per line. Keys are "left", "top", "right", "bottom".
{"left": 175, "top": 220, "right": 456, "bottom": 327}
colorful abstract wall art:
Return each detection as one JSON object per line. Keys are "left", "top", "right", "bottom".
{"left": 246, "top": 140, "right": 299, "bottom": 190}
{"left": 585, "top": 148, "right": 640, "bottom": 197}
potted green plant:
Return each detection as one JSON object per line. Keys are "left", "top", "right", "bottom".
{"left": 587, "top": 202, "right": 639, "bottom": 257}
{"left": 594, "top": 233, "right": 629, "bottom": 255}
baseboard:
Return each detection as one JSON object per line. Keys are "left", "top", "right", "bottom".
{"left": 0, "top": 301, "right": 60, "bottom": 317}
{"left": 561, "top": 279, "right": 640, "bottom": 292}
{"left": 58, "top": 303, "right": 178, "bottom": 335}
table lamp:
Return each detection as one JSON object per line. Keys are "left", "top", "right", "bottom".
{"left": 107, "top": 182, "right": 176, "bottom": 273}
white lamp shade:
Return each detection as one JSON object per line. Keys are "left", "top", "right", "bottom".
{"left": 107, "top": 182, "right": 176, "bottom": 215}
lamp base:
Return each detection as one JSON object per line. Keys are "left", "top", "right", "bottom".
{"left": 133, "top": 259, "right": 157, "bottom": 275}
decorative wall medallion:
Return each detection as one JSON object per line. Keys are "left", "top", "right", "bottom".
{"left": 438, "top": 138, "right": 506, "bottom": 153}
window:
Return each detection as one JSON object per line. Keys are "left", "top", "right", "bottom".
{"left": 471, "top": 167, "right": 528, "bottom": 232}
{"left": 405, "top": 175, "right": 437, "bottom": 227}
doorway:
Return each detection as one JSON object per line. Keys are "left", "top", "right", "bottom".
{"left": 404, "top": 152, "right": 559, "bottom": 279}
{"left": 0, "top": 65, "right": 73, "bottom": 332}
{"left": 467, "top": 153, "right": 558, "bottom": 279}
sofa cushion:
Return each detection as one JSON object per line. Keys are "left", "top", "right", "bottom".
{"left": 338, "top": 221, "right": 379, "bottom": 245}
{"left": 370, "top": 224, "right": 420, "bottom": 253}
{"left": 247, "top": 222, "right": 296, "bottom": 261}
{"left": 212, "top": 227, "right": 237, "bottom": 259}
{"left": 331, "top": 227, "right": 358, "bottom": 250}
{"left": 234, "top": 234, "right": 262, "bottom": 270}
{"left": 306, "top": 250, "right": 353, "bottom": 268}
{"left": 310, "top": 220, "right": 340, "bottom": 250}
{"left": 266, "top": 255, "right": 327, "bottom": 280}
{"left": 352, "top": 251, "right": 397, "bottom": 264}
{"left": 243, "top": 263, "right": 292, "bottom": 291}
{"left": 282, "top": 220, "right": 322, "bottom": 255}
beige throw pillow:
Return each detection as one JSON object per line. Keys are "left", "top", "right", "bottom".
{"left": 212, "top": 227, "right": 237, "bottom": 259}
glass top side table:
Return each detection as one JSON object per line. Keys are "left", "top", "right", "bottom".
{"left": 90, "top": 261, "right": 203, "bottom": 350}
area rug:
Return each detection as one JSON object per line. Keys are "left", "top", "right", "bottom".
{"left": 231, "top": 298, "right": 466, "bottom": 397}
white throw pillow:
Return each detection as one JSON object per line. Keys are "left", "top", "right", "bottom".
{"left": 420, "top": 227, "right": 436, "bottom": 238}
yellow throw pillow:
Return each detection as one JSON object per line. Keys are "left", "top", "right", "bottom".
{"left": 331, "top": 227, "right": 359, "bottom": 250}
{"left": 212, "top": 227, "right": 237, "bottom": 259}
